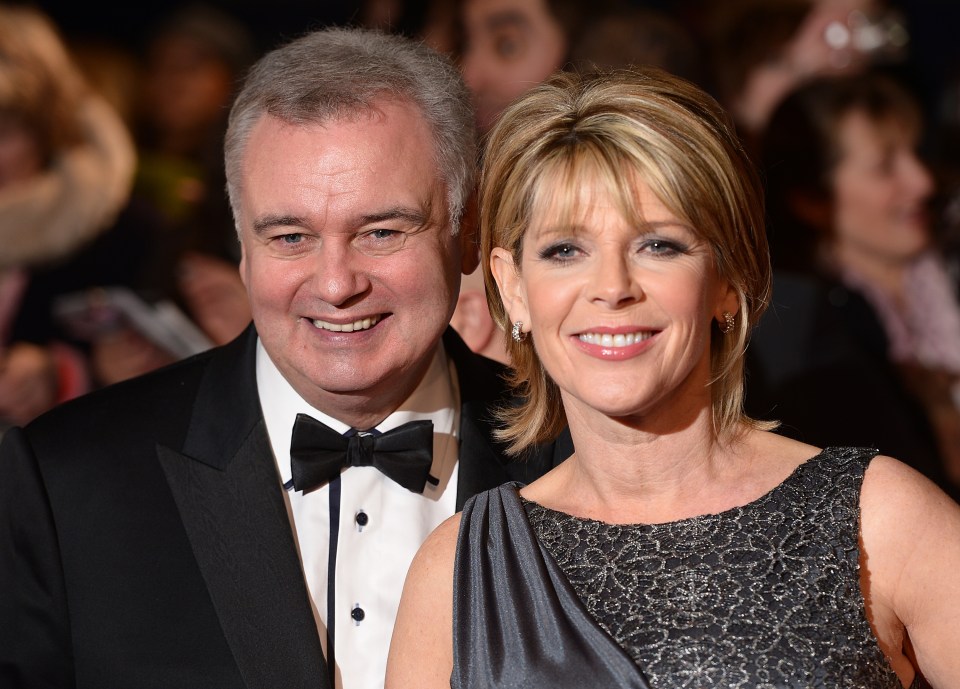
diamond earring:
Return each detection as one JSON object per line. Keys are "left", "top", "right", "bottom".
{"left": 511, "top": 321, "right": 526, "bottom": 342}
{"left": 719, "top": 311, "right": 735, "bottom": 334}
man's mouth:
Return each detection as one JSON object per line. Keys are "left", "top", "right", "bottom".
{"left": 311, "top": 315, "right": 381, "bottom": 332}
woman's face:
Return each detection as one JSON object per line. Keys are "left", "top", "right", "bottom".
{"left": 830, "top": 109, "right": 933, "bottom": 269}
{"left": 491, "top": 176, "right": 737, "bottom": 425}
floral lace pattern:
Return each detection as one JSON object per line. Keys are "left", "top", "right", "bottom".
{"left": 524, "top": 447, "right": 905, "bottom": 689}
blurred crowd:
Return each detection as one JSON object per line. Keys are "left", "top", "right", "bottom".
{"left": 2, "top": 0, "right": 959, "bottom": 499}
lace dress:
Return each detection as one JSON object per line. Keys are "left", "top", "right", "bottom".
{"left": 452, "top": 447, "right": 916, "bottom": 688}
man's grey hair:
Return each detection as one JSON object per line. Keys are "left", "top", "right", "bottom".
{"left": 224, "top": 27, "right": 476, "bottom": 235}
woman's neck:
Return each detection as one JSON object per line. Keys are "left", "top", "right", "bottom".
{"left": 541, "top": 400, "right": 749, "bottom": 524}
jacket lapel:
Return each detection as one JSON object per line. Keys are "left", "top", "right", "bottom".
{"left": 158, "top": 326, "right": 329, "bottom": 689}
{"left": 444, "top": 329, "right": 512, "bottom": 510}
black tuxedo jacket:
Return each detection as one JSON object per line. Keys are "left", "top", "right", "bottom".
{"left": 0, "top": 325, "right": 570, "bottom": 688}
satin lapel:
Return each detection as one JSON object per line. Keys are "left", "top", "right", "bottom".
{"left": 158, "top": 326, "right": 329, "bottom": 689}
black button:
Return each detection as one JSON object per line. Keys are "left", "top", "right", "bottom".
{"left": 351, "top": 606, "right": 365, "bottom": 622}
{"left": 355, "top": 510, "right": 369, "bottom": 527}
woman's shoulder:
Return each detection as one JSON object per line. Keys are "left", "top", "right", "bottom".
{"left": 414, "top": 512, "right": 462, "bottom": 572}
{"left": 860, "top": 453, "right": 960, "bottom": 536}
{"left": 858, "top": 454, "right": 960, "bottom": 682}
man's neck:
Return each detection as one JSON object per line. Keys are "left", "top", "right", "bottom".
{"left": 292, "top": 352, "right": 440, "bottom": 431}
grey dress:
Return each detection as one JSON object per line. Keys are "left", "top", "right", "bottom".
{"left": 452, "top": 447, "right": 917, "bottom": 688}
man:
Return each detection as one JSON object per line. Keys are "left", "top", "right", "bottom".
{"left": 0, "top": 27, "right": 569, "bottom": 688}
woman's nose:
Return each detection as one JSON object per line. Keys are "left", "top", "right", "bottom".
{"left": 588, "top": 251, "right": 642, "bottom": 308}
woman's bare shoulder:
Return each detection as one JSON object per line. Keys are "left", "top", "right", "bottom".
{"left": 860, "top": 453, "right": 960, "bottom": 524}
{"left": 386, "top": 513, "right": 463, "bottom": 689}
{"left": 412, "top": 512, "right": 462, "bottom": 574}
{"left": 859, "top": 454, "right": 960, "bottom": 685}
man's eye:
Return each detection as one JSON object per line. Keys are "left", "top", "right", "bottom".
{"left": 355, "top": 228, "right": 408, "bottom": 256}
{"left": 280, "top": 233, "right": 303, "bottom": 244}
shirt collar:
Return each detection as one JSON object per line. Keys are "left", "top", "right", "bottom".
{"left": 256, "top": 339, "right": 459, "bottom": 485}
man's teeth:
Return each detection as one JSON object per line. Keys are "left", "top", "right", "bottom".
{"left": 579, "top": 332, "right": 652, "bottom": 347}
{"left": 312, "top": 315, "right": 380, "bottom": 332}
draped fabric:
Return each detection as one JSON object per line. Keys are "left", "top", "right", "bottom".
{"left": 452, "top": 448, "right": 919, "bottom": 689}
{"left": 452, "top": 482, "right": 652, "bottom": 689}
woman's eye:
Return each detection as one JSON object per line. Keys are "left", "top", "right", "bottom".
{"left": 640, "top": 239, "right": 686, "bottom": 257}
{"left": 539, "top": 243, "right": 581, "bottom": 261}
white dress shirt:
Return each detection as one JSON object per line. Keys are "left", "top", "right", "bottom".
{"left": 257, "top": 338, "right": 460, "bottom": 689}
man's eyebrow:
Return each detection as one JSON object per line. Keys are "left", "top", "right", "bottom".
{"left": 358, "top": 206, "right": 430, "bottom": 227}
{"left": 250, "top": 206, "right": 433, "bottom": 235}
{"left": 251, "top": 214, "right": 306, "bottom": 235}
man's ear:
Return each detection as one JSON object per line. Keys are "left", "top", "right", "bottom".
{"left": 460, "top": 238, "right": 480, "bottom": 276}
{"left": 489, "top": 247, "right": 529, "bottom": 327}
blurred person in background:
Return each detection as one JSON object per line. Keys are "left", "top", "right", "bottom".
{"left": 707, "top": 0, "right": 909, "bottom": 155}
{"left": 134, "top": 1, "right": 254, "bottom": 253}
{"left": 89, "top": 2, "right": 258, "bottom": 385}
{"left": 0, "top": 3, "right": 164, "bottom": 427}
{"left": 749, "top": 71, "right": 960, "bottom": 501}
{"left": 568, "top": 3, "right": 704, "bottom": 85}
{"left": 458, "top": 0, "right": 603, "bottom": 134}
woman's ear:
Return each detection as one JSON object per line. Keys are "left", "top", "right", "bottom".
{"left": 489, "top": 247, "right": 529, "bottom": 327}
{"left": 713, "top": 279, "right": 741, "bottom": 326}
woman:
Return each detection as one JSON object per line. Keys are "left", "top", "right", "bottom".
{"left": 386, "top": 69, "right": 960, "bottom": 688}
{"left": 751, "top": 72, "right": 960, "bottom": 501}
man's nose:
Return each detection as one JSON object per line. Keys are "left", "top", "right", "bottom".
{"left": 310, "top": 242, "right": 372, "bottom": 307}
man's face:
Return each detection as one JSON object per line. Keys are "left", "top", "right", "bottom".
{"left": 237, "top": 101, "right": 470, "bottom": 427}
{"left": 460, "top": 0, "right": 567, "bottom": 132}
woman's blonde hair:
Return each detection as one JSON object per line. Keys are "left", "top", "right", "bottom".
{"left": 479, "top": 68, "right": 773, "bottom": 454}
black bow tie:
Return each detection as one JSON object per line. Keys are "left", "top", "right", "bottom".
{"left": 289, "top": 413, "right": 437, "bottom": 494}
